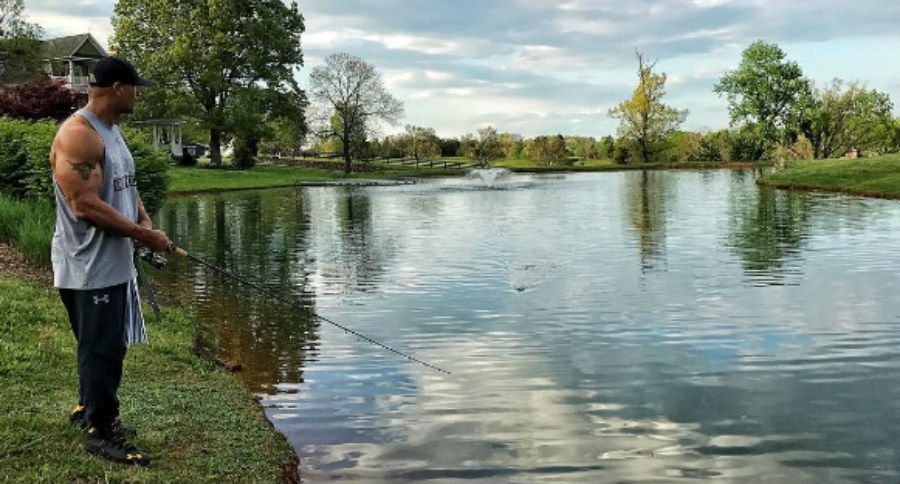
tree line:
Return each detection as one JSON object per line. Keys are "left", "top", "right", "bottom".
{"left": 2, "top": 0, "right": 898, "bottom": 175}
{"left": 307, "top": 42, "right": 899, "bottom": 172}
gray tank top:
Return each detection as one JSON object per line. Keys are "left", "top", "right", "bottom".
{"left": 52, "top": 108, "right": 139, "bottom": 290}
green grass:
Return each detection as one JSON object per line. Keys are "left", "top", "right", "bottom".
{"left": 0, "top": 195, "right": 53, "bottom": 267}
{"left": 0, "top": 194, "right": 296, "bottom": 481}
{"left": 168, "top": 164, "right": 466, "bottom": 194}
{"left": 168, "top": 157, "right": 762, "bottom": 195}
{"left": 0, "top": 275, "right": 295, "bottom": 482}
{"left": 760, "top": 154, "right": 900, "bottom": 198}
{"left": 169, "top": 165, "right": 341, "bottom": 193}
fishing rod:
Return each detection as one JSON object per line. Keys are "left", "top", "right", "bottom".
{"left": 164, "top": 245, "right": 451, "bottom": 375}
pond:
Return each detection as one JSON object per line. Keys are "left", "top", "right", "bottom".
{"left": 155, "top": 169, "right": 900, "bottom": 483}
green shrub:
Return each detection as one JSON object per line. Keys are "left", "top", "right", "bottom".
{"left": 0, "top": 119, "right": 30, "bottom": 197}
{"left": 177, "top": 150, "right": 198, "bottom": 166}
{"left": 0, "top": 117, "right": 170, "bottom": 215}
{"left": 122, "top": 127, "right": 171, "bottom": 214}
{"left": 613, "top": 142, "right": 632, "bottom": 165}
{"left": 233, "top": 135, "right": 258, "bottom": 169}
{"left": 21, "top": 121, "right": 59, "bottom": 201}
{"left": 0, "top": 118, "right": 55, "bottom": 198}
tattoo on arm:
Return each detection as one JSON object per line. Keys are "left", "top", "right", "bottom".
{"left": 69, "top": 161, "right": 95, "bottom": 181}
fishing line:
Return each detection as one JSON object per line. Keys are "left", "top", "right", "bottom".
{"left": 170, "top": 246, "right": 452, "bottom": 375}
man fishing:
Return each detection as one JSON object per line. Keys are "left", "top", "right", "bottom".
{"left": 50, "top": 56, "right": 172, "bottom": 466}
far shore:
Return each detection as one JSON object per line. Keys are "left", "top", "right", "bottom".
{"left": 168, "top": 160, "right": 769, "bottom": 196}
{"left": 758, "top": 154, "right": 900, "bottom": 200}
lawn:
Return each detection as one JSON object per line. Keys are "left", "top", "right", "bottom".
{"left": 168, "top": 165, "right": 340, "bottom": 193}
{"left": 760, "top": 154, "right": 900, "bottom": 199}
{"left": 0, "top": 274, "right": 296, "bottom": 483}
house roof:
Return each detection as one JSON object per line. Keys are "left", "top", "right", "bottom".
{"left": 42, "top": 33, "right": 107, "bottom": 60}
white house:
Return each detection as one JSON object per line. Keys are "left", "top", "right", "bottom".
{"left": 41, "top": 33, "right": 107, "bottom": 93}
{"left": 39, "top": 34, "right": 202, "bottom": 161}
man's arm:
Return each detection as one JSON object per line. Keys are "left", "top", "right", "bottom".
{"left": 52, "top": 121, "right": 170, "bottom": 252}
{"left": 137, "top": 194, "right": 152, "bottom": 230}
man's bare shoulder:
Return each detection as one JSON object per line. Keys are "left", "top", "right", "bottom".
{"left": 53, "top": 116, "right": 103, "bottom": 165}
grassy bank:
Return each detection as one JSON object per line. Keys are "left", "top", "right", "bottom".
{"left": 0, "top": 195, "right": 53, "bottom": 267}
{"left": 0, "top": 194, "right": 297, "bottom": 481}
{"left": 170, "top": 160, "right": 767, "bottom": 195}
{"left": 169, "top": 164, "right": 463, "bottom": 194}
{"left": 0, "top": 275, "right": 296, "bottom": 482}
{"left": 759, "top": 154, "right": 900, "bottom": 199}
{"left": 169, "top": 165, "right": 340, "bottom": 193}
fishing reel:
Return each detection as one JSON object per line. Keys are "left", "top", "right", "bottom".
{"left": 136, "top": 247, "right": 168, "bottom": 270}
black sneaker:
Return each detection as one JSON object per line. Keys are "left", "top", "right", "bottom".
{"left": 84, "top": 425, "right": 150, "bottom": 467}
{"left": 70, "top": 405, "right": 136, "bottom": 438}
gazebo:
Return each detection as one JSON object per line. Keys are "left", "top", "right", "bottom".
{"left": 130, "top": 119, "right": 184, "bottom": 159}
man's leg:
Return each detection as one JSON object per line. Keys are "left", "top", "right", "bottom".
{"left": 59, "top": 289, "right": 86, "bottom": 423}
{"left": 64, "top": 282, "right": 148, "bottom": 466}
{"left": 72, "top": 283, "right": 128, "bottom": 429}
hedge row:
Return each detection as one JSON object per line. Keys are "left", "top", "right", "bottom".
{"left": 0, "top": 116, "right": 170, "bottom": 214}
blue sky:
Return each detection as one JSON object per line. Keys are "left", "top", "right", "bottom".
{"left": 25, "top": 0, "right": 900, "bottom": 138}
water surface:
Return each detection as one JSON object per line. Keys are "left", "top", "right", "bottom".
{"left": 156, "top": 170, "right": 900, "bottom": 483}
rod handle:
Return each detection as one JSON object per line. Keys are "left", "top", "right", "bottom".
{"left": 174, "top": 247, "right": 188, "bottom": 257}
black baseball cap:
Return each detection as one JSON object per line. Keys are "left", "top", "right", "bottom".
{"left": 89, "top": 57, "right": 154, "bottom": 88}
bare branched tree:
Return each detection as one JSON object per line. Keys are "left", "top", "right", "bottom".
{"left": 309, "top": 53, "right": 404, "bottom": 174}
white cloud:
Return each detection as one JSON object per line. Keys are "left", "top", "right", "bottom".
{"left": 24, "top": 0, "right": 900, "bottom": 137}
{"left": 304, "top": 28, "right": 485, "bottom": 57}
{"left": 26, "top": 11, "right": 114, "bottom": 48}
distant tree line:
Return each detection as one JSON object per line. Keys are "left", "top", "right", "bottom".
{"left": 302, "top": 41, "right": 898, "bottom": 171}
{"left": 2, "top": 0, "right": 898, "bottom": 175}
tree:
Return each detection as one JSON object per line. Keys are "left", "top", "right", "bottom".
{"left": 259, "top": 117, "right": 307, "bottom": 158}
{"left": 379, "top": 135, "right": 404, "bottom": 159}
{"left": 596, "top": 135, "right": 615, "bottom": 160}
{"left": 309, "top": 53, "right": 403, "bottom": 174}
{"left": 0, "top": 0, "right": 44, "bottom": 84}
{"left": 715, "top": 41, "right": 811, "bottom": 160}
{"left": 892, "top": 119, "right": 900, "bottom": 154}
{"left": 498, "top": 132, "right": 525, "bottom": 159}
{"left": 609, "top": 50, "right": 687, "bottom": 163}
{"left": 325, "top": 108, "right": 367, "bottom": 161}
{"left": 229, "top": 85, "right": 307, "bottom": 168}
{"left": 799, "top": 80, "right": 895, "bottom": 159}
{"left": 471, "top": 127, "right": 503, "bottom": 166}
{"left": 663, "top": 131, "right": 703, "bottom": 163}
{"left": 402, "top": 125, "right": 441, "bottom": 162}
{"left": 439, "top": 137, "right": 461, "bottom": 157}
{"left": 0, "top": 76, "right": 81, "bottom": 121}
{"left": 567, "top": 136, "right": 597, "bottom": 160}
{"left": 112, "top": 0, "right": 306, "bottom": 167}
{"left": 696, "top": 130, "right": 732, "bottom": 162}
{"left": 530, "top": 135, "right": 568, "bottom": 166}
{"left": 458, "top": 133, "right": 476, "bottom": 159}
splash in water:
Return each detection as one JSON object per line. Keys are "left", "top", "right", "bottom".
{"left": 466, "top": 168, "right": 513, "bottom": 186}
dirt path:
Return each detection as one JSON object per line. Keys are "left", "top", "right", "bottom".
{"left": 0, "top": 242, "right": 51, "bottom": 286}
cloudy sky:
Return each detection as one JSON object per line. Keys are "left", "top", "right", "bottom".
{"left": 25, "top": 0, "right": 900, "bottom": 137}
